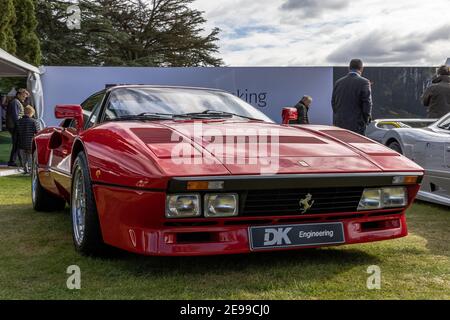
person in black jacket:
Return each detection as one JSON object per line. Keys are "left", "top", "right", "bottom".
{"left": 6, "top": 88, "right": 29, "bottom": 166}
{"left": 17, "top": 106, "right": 40, "bottom": 174}
{"left": 294, "top": 96, "right": 312, "bottom": 124}
{"left": 422, "top": 65, "right": 450, "bottom": 118}
{"left": 332, "top": 59, "right": 373, "bottom": 135}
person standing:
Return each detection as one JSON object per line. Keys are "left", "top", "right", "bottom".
{"left": 331, "top": 59, "right": 373, "bottom": 135}
{"left": 294, "top": 96, "right": 313, "bottom": 124}
{"left": 6, "top": 88, "right": 29, "bottom": 167}
{"left": 17, "top": 106, "right": 40, "bottom": 174}
{"left": 422, "top": 65, "right": 450, "bottom": 118}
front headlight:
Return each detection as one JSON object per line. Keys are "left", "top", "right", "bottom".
{"left": 204, "top": 194, "right": 238, "bottom": 217}
{"left": 382, "top": 187, "right": 407, "bottom": 208}
{"left": 166, "top": 194, "right": 201, "bottom": 218}
{"left": 358, "top": 189, "right": 382, "bottom": 210}
{"left": 358, "top": 187, "right": 407, "bottom": 211}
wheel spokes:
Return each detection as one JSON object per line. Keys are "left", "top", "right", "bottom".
{"left": 72, "top": 167, "right": 87, "bottom": 245}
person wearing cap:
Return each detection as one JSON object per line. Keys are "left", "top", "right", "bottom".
{"left": 6, "top": 88, "right": 29, "bottom": 167}
{"left": 422, "top": 65, "right": 450, "bottom": 118}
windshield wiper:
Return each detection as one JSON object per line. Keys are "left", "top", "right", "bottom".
{"left": 180, "top": 110, "right": 264, "bottom": 121}
{"left": 110, "top": 113, "right": 175, "bottom": 121}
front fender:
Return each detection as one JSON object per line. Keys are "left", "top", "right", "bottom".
{"left": 79, "top": 125, "right": 169, "bottom": 190}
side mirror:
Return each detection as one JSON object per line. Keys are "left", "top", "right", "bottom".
{"left": 282, "top": 107, "right": 298, "bottom": 125}
{"left": 55, "top": 105, "right": 84, "bottom": 131}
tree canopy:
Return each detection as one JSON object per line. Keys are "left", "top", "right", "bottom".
{"left": 14, "top": 0, "right": 41, "bottom": 65}
{"left": 0, "top": 0, "right": 18, "bottom": 55}
{"left": 0, "top": 0, "right": 41, "bottom": 65}
{"left": 37, "top": 0, "right": 223, "bottom": 67}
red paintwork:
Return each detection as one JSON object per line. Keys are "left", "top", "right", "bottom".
{"left": 33, "top": 99, "right": 424, "bottom": 256}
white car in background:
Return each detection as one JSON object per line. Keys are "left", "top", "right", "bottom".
{"left": 366, "top": 113, "right": 450, "bottom": 206}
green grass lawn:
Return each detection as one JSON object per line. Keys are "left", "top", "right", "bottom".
{"left": 0, "top": 131, "right": 11, "bottom": 164}
{"left": 0, "top": 175, "right": 449, "bottom": 300}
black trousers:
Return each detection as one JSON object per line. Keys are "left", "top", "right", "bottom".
{"left": 8, "top": 128, "right": 21, "bottom": 164}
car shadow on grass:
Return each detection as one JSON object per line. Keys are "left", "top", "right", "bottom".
{"left": 104, "top": 245, "right": 381, "bottom": 284}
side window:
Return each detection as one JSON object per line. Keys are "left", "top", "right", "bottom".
{"left": 81, "top": 93, "right": 104, "bottom": 113}
{"left": 85, "top": 102, "right": 103, "bottom": 129}
{"left": 82, "top": 93, "right": 105, "bottom": 130}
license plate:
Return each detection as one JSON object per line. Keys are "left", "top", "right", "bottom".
{"left": 249, "top": 222, "right": 345, "bottom": 250}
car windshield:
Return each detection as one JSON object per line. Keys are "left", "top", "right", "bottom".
{"left": 104, "top": 87, "right": 274, "bottom": 122}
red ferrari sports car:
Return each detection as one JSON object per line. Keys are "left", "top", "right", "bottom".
{"left": 32, "top": 85, "right": 424, "bottom": 256}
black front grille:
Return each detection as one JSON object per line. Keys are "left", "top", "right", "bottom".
{"left": 242, "top": 187, "right": 364, "bottom": 216}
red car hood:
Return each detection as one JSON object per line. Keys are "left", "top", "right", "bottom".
{"left": 126, "top": 120, "right": 422, "bottom": 177}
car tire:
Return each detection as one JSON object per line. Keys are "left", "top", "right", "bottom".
{"left": 388, "top": 141, "right": 403, "bottom": 154}
{"left": 32, "top": 151, "right": 66, "bottom": 212}
{"left": 71, "top": 152, "right": 105, "bottom": 256}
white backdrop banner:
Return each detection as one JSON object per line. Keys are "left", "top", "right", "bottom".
{"left": 41, "top": 67, "right": 334, "bottom": 126}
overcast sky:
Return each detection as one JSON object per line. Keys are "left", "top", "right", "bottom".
{"left": 191, "top": 0, "right": 450, "bottom": 66}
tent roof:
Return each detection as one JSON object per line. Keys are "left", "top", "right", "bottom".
{"left": 0, "top": 48, "right": 40, "bottom": 77}
{"left": 446, "top": 58, "right": 450, "bottom": 66}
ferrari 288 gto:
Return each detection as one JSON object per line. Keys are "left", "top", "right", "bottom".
{"left": 32, "top": 86, "right": 424, "bottom": 256}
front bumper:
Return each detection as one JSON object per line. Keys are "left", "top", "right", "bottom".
{"left": 93, "top": 184, "right": 410, "bottom": 256}
{"left": 127, "top": 214, "right": 407, "bottom": 256}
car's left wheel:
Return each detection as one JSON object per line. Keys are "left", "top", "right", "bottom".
{"left": 32, "top": 151, "right": 66, "bottom": 212}
{"left": 71, "top": 152, "right": 105, "bottom": 256}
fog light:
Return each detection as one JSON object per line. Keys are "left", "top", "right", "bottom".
{"left": 382, "top": 187, "right": 407, "bottom": 208}
{"left": 166, "top": 194, "right": 201, "bottom": 218}
{"left": 358, "top": 189, "right": 382, "bottom": 210}
{"left": 204, "top": 194, "right": 238, "bottom": 217}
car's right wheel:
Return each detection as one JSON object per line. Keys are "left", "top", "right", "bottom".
{"left": 388, "top": 141, "right": 403, "bottom": 154}
{"left": 32, "top": 151, "right": 66, "bottom": 212}
{"left": 71, "top": 152, "right": 105, "bottom": 256}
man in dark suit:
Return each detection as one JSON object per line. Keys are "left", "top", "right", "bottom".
{"left": 332, "top": 59, "right": 373, "bottom": 135}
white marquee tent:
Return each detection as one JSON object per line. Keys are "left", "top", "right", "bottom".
{"left": 0, "top": 48, "right": 43, "bottom": 130}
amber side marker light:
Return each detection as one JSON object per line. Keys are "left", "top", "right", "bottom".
{"left": 187, "top": 181, "right": 224, "bottom": 191}
{"left": 392, "top": 176, "right": 419, "bottom": 185}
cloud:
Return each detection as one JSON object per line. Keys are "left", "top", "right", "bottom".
{"left": 327, "top": 25, "right": 450, "bottom": 65}
{"left": 280, "top": 0, "right": 349, "bottom": 18}
{"left": 191, "top": 0, "right": 450, "bottom": 66}
{"left": 425, "top": 24, "right": 450, "bottom": 42}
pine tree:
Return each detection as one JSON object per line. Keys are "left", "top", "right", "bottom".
{"left": 0, "top": 0, "right": 17, "bottom": 54}
{"left": 13, "top": 0, "right": 41, "bottom": 65}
